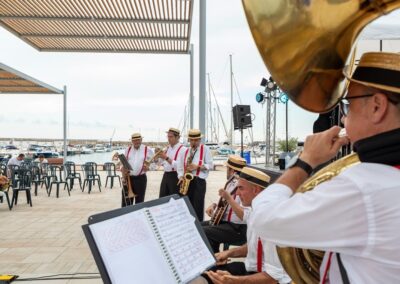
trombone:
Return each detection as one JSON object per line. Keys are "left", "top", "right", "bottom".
{"left": 144, "top": 147, "right": 165, "bottom": 168}
{"left": 118, "top": 154, "right": 136, "bottom": 205}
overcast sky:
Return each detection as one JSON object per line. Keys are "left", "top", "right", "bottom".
{"left": 0, "top": 1, "right": 399, "bottom": 144}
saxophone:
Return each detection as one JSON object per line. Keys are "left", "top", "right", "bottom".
{"left": 179, "top": 148, "right": 195, "bottom": 195}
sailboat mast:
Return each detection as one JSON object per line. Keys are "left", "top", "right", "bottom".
{"left": 230, "top": 54, "right": 233, "bottom": 148}
{"left": 207, "top": 73, "right": 213, "bottom": 142}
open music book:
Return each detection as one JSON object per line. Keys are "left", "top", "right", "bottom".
{"left": 118, "top": 154, "right": 132, "bottom": 171}
{"left": 83, "top": 196, "right": 215, "bottom": 284}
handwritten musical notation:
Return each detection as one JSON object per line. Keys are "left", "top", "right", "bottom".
{"left": 91, "top": 211, "right": 152, "bottom": 255}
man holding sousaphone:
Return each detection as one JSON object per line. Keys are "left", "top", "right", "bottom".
{"left": 251, "top": 52, "right": 400, "bottom": 283}
{"left": 177, "top": 129, "right": 213, "bottom": 221}
{"left": 120, "top": 132, "right": 154, "bottom": 207}
{"left": 202, "top": 155, "right": 249, "bottom": 253}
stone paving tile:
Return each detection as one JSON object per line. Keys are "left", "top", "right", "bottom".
{"left": 0, "top": 169, "right": 225, "bottom": 282}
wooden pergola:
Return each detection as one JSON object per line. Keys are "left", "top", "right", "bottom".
{"left": 0, "top": 0, "right": 197, "bottom": 154}
{"left": 0, "top": 0, "right": 194, "bottom": 54}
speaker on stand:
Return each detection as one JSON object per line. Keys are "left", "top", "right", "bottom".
{"left": 232, "top": 105, "right": 252, "bottom": 158}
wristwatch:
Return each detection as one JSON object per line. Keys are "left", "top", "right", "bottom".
{"left": 286, "top": 154, "right": 313, "bottom": 176}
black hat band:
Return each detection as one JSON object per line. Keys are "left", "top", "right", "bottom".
{"left": 227, "top": 159, "right": 245, "bottom": 169}
{"left": 352, "top": 67, "right": 400, "bottom": 90}
{"left": 240, "top": 172, "right": 269, "bottom": 188}
{"left": 189, "top": 134, "right": 201, "bottom": 139}
{"left": 169, "top": 130, "right": 180, "bottom": 136}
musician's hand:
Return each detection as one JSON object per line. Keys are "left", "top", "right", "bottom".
{"left": 206, "top": 270, "right": 240, "bottom": 284}
{"left": 206, "top": 203, "right": 217, "bottom": 217}
{"left": 121, "top": 167, "right": 129, "bottom": 175}
{"left": 218, "top": 189, "right": 231, "bottom": 201}
{"left": 159, "top": 152, "right": 168, "bottom": 160}
{"left": 177, "top": 177, "right": 184, "bottom": 185}
{"left": 301, "top": 126, "right": 350, "bottom": 169}
{"left": 143, "top": 164, "right": 150, "bottom": 172}
{"left": 215, "top": 251, "right": 229, "bottom": 265}
{"left": 187, "top": 163, "right": 198, "bottom": 172}
{"left": 121, "top": 177, "right": 127, "bottom": 185}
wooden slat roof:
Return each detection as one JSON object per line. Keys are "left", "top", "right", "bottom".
{"left": 0, "top": 63, "right": 63, "bottom": 94}
{"left": 0, "top": 0, "right": 194, "bottom": 54}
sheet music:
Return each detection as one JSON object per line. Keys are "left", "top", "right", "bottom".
{"left": 149, "top": 198, "right": 216, "bottom": 282}
{"left": 89, "top": 210, "right": 176, "bottom": 284}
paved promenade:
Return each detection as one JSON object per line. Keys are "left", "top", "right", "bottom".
{"left": 0, "top": 168, "right": 226, "bottom": 283}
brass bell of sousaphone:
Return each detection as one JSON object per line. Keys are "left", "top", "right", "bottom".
{"left": 242, "top": 0, "right": 400, "bottom": 283}
{"left": 242, "top": 0, "right": 400, "bottom": 113}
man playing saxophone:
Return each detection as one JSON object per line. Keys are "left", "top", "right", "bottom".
{"left": 177, "top": 129, "right": 213, "bottom": 221}
{"left": 158, "top": 127, "right": 186, "bottom": 198}
{"left": 251, "top": 52, "right": 400, "bottom": 283}
{"left": 121, "top": 132, "right": 154, "bottom": 206}
{"left": 202, "top": 155, "right": 249, "bottom": 253}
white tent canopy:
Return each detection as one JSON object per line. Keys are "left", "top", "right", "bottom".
{"left": 360, "top": 10, "right": 400, "bottom": 40}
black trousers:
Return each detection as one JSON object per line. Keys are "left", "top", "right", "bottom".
{"left": 203, "top": 262, "right": 252, "bottom": 283}
{"left": 187, "top": 177, "right": 206, "bottom": 222}
{"left": 159, "top": 171, "right": 180, "bottom": 198}
{"left": 121, "top": 174, "right": 147, "bottom": 207}
{"left": 201, "top": 221, "right": 247, "bottom": 253}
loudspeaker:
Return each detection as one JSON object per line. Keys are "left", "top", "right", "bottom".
{"left": 233, "top": 105, "right": 252, "bottom": 129}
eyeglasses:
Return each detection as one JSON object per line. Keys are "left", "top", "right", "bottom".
{"left": 340, "top": 94, "right": 375, "bottom": 116}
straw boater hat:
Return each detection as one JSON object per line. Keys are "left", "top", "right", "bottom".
{"left": 225, "top": 155, "right": 247, "bottom": 172}
{"left": 240, "top": 167, "right": 270, "bottom": 188}
{"left": 188, "top": 129, "right": 203, "bottom": 140}
{"left": 131, "top": 133, "right": 142, "bottom": 140}
{"left": 343, "top": 52, "right": 400, "bottom": 94}
{"left": 166, "top": 127, "right": 180, "bottom": 136}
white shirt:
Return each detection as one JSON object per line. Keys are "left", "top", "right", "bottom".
{"left": 245, "top": 211, "right": 292, "bottom": 283}
{"left": 7, "top": 157, "right": 23, "bottom": 167}
{"left": 124, "top": 144, "right": 154, "bottom": 176}
{"left": 161, "top": 143, "right": 186, "bottom": 172}
{"left": 251, "top": 162, "right": 400, "bottom": 284}
{"left": 177, "top": 144, "right": 213, "bottom": 180}
{"left": 220, "top": 177, "right": 249, "bottom": 225}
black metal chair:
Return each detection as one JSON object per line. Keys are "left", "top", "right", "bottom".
{"left": 8, "top": 165, "right": 21, "bottom": 188}
{"left": 39, "top": 162, "right": 49, "bottom": 186}
{"left": 64, "top": 161, "right": 82, "bottom": 190}
{"left": 0, "top": 181, "right": 11, "bottom": 210}
{"left": 31, "top": 165, "right": 46, "bottom": 196}
{"left": 0, "top": 164, "right": 7, "bottom": 176}
{"left": 48, "top": 166, "right": 71, "bottom": 198}
{"left": 11, "top": 169, "right": 33, "bottom": 208}
{"left": 82, "top": 163, "right": 101, "bottom": 194}
{"left": 104, "top": 162, "right": 121, "bottom": 189}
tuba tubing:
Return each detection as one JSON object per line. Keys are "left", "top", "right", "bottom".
{"left": 242, "top": 0, "right": 399, "bottom": 282}
{"left": 277, "top": 153, "right": 360, "bottom": 284}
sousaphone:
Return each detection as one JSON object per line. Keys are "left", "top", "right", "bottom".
{"left": 242, "top": 0, "right": 400, "bottom": 283}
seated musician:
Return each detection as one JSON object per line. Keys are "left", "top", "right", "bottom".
{"left": 202, "top": 155, "right": 248, "bottom": 253}
{"left": 204, "top": 167, "right": 291, "bottom": 284}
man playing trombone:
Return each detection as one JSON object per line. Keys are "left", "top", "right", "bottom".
{"left": 158, "top": 127, "right": 186, "bottom": 198}
{"left": 121, "top": 133, "right": 154, "bottom": 206}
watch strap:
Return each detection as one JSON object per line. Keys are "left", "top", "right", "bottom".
{"left": 293, "top": 158, "right": 313, "bottom": 176}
